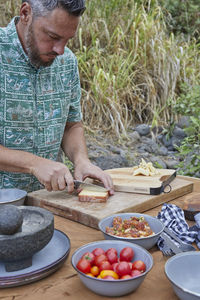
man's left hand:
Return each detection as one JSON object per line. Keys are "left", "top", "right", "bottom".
{"left": 73, "top": 159, "right": 114, "bottom": 195}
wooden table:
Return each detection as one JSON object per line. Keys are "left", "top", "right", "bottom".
{"left": 1, "top": 176, "right": 200, "bottom": 300}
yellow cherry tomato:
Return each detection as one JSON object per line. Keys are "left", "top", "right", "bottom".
{"left": 91, "top": 266, "right": 100, "bottom": 276}
{"left": 100, "top": 270, "right": 119, "bottom": 279}
{"left": 86, "top": 273, "right": 94, "bottom": 277}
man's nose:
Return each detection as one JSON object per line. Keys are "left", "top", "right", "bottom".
{"left": 52, "top": 41, "right": 66, "bottom": 56}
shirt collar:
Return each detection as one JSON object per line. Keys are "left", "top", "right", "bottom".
{"left": 7, "top": 17, "right": 30, "bottom": 65}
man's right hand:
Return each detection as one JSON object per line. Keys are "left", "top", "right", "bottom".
{"left": 0, "top": 145, "right": 75, "bottom": 192}
{"left": 31, "top": 158, "right": 74, "bottom": 192}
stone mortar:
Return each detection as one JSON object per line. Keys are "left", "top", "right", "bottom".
{"left": 0, "top": 206, "right": 54, "bottom": 271}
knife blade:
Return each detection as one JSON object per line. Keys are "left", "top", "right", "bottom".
{"left": 161, "top": 232, "right": 183, "bottom": 254}
{"left": 73, "top": 180, "right": 108, "bottom": 192}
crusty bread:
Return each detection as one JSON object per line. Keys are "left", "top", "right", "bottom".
{"left": 183, "top": 197, "right": 200, "bottom": 211}
{"left": 78, "top": 189, "right": 109, "bottom": 203}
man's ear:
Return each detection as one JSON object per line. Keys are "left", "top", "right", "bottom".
{"left": 20, "top": 2, "right": 32, "bottom": 24}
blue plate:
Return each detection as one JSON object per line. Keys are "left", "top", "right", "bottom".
{"left": 0, "top": 229, "right": 70, "bottom": 288}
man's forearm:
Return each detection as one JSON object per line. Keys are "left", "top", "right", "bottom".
{"left": 61, "top": 121, "right": 89, "bottom": 166}
{"left": 0, "top": 145, "right": 40, "bottom": 174}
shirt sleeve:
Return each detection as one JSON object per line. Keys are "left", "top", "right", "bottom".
{"left": 67, "top": 56, "right": 82, "bottom": 122}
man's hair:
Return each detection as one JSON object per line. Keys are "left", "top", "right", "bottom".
{"left": 22, "top": 0, "right": 86, "bottom": 17}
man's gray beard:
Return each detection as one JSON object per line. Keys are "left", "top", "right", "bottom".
{"left": 25, "top": 24, "right": 55, "bottom": 68}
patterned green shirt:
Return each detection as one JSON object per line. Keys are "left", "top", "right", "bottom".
{"left": 0, "top": 18, "right": 82, "bottom": 192}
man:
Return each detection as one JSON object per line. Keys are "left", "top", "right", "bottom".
{"left": 0, "top": 0, "right": 114, "bottom": 194}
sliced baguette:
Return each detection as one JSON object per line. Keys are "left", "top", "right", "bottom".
{"left": 78, "top": 189, "right": 109, "bottom": 203}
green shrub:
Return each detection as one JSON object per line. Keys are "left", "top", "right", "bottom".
{"left": 175, "top": 84, "right": 200, "bottom": 177}
{"left": 158, "top": 0, "right": 200, "bottom": 40}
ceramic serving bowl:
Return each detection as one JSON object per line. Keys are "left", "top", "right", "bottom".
{"left": 71, "top": 240, "right": 153, "bottom": 297}
{"left": 0, "top": 189, "right": 27, "bottom": 206}
{"left": 165, "top": 252, "right": 200, "bottom": 300}
{"left": 98, "top": 213, "right": 164, "bottom": 250}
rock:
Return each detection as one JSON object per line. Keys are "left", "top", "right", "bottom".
{"left": 137, "top": 144, "right": 152, "bottom": 153}
{"left": 0, "top": 205, "right": 23, "bottom": 235}
{"left": 135, "top": 124, "right": 150, "bottom": 136}
{"left": 151, "top": 126, "right": 164, "bottom": 135}
{"left": 173, "top": 127, "right": 187, "bottom": 139}
{"left": 128, "top": 130, "right": 141, "bottom": 142}
{"left": 141, "top": 137, "right": 159, "bottom": 154}
{"left": 150, "top": 157, "right": 167, "bottom": 169}
{"left": 164, "top": 159, "right": 180, "bottom": 169}
{"left": 157, "top": 146, "right": 168, "bottom": 156}
{"left": 171, "top": 136, "right": 182, "bottom": 149}
{"left": 94, "top": 155, "right": 129, "bottom": 170}
{"left": 141, "top": 152, "right": 150, "bottom": 158}
{"left": 177, "top": 116, "right": 191, "bottom": 129}
{"left": 162, "top": 135, "right": 173, "bottom": 148}
{"left": 84, "top": 120, "right": 198, "bottom": 177}
{"left": 109, "top": 145, "right": 125, "bottom": 157}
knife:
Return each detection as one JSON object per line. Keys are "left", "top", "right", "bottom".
{"left": 161, "top": 232, "right": 182, "bottom": 254}
{"left": 73, "top": 180, "right": 108, "bottom": 192}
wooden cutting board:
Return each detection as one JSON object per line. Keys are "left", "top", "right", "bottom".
{"left": 26, "top": 176, "right": 193, "bottom": 229}
{"left": 104, "top": 168, "right": 176, "bottom": 194}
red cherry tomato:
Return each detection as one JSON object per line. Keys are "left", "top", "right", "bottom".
{"left": 106, "top": 251, "right": 118, "bottom": 264}
{"left": 120, "top": 247, "right": 134, "bottom": 262}
{"left": 112, "top": 262, "right": 119, "bottom": 273}
{"left": 94, "top": 254, "right": 108, "bottom": 267}
{"left": 116, "top": 261, "right": 131, "bottom": 277}
{"left": 81, "top": 252, "right": 95, "bottom": 266}
{"left": 121, "top": 274, "right": 132, "bottom": 280}
{"left": 131, "top": 269, "right": 142, "bottom": 277}
{"left": 128, "top": 262, "right": 133, "bottom": 270}
{"left": 76, "top": 258, "right": 91, "bottom": 274}
{"left": 92, "top": 248, "right": 105, "bottom": 256}
{"left": 132, "top": 260, "right": 146, "bottom": 273}
{"left": 99, "top": 261, "right": 113, "bottom": 272}
{"left": 105, "top": 248, "right": 118, "bottom": 256}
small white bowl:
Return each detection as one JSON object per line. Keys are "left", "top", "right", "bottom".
{"left": 98, "top": 213, "right": 164, "bottom": 250}
{"left": 165, "top": 252, "right": 200, "bottom": 300}
{"left": 0, "top": 189, "right": 27, "bottom": 206}
{"left": 71, "top": 240, "right": 153, "bottom": 297}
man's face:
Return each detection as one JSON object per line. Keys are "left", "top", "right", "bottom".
{"left": 24, "top": 8, "right": 80, "bottom": 68}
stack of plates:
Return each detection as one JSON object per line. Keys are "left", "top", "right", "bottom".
{"left": 0, "top": 230, "right": 70, "bottom": 288}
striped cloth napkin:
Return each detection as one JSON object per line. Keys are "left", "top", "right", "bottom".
{"left": 156, "top": 203, "right": 198, "bottom": 251}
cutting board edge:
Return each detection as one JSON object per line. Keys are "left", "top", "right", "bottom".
{"left": 112, "top": 181, "right": 194, "bottom": 215}
{"left": 26, "top": 196, "right": 100, "bottom": 229}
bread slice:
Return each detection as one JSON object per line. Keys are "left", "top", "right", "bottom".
{"left": 78, "top": 189, "right": 109, "bottom": 203}
{"left": 183, "top": 195, "right": 200, "bottom": 211}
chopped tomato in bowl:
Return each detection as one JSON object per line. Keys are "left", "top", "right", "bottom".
{"left": 98, "top": 213, "right": 164, "bottom": 250}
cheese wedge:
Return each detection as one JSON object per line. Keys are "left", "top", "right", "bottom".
{"left": 78, "top": 189, "right": 109, "bottom": 203}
